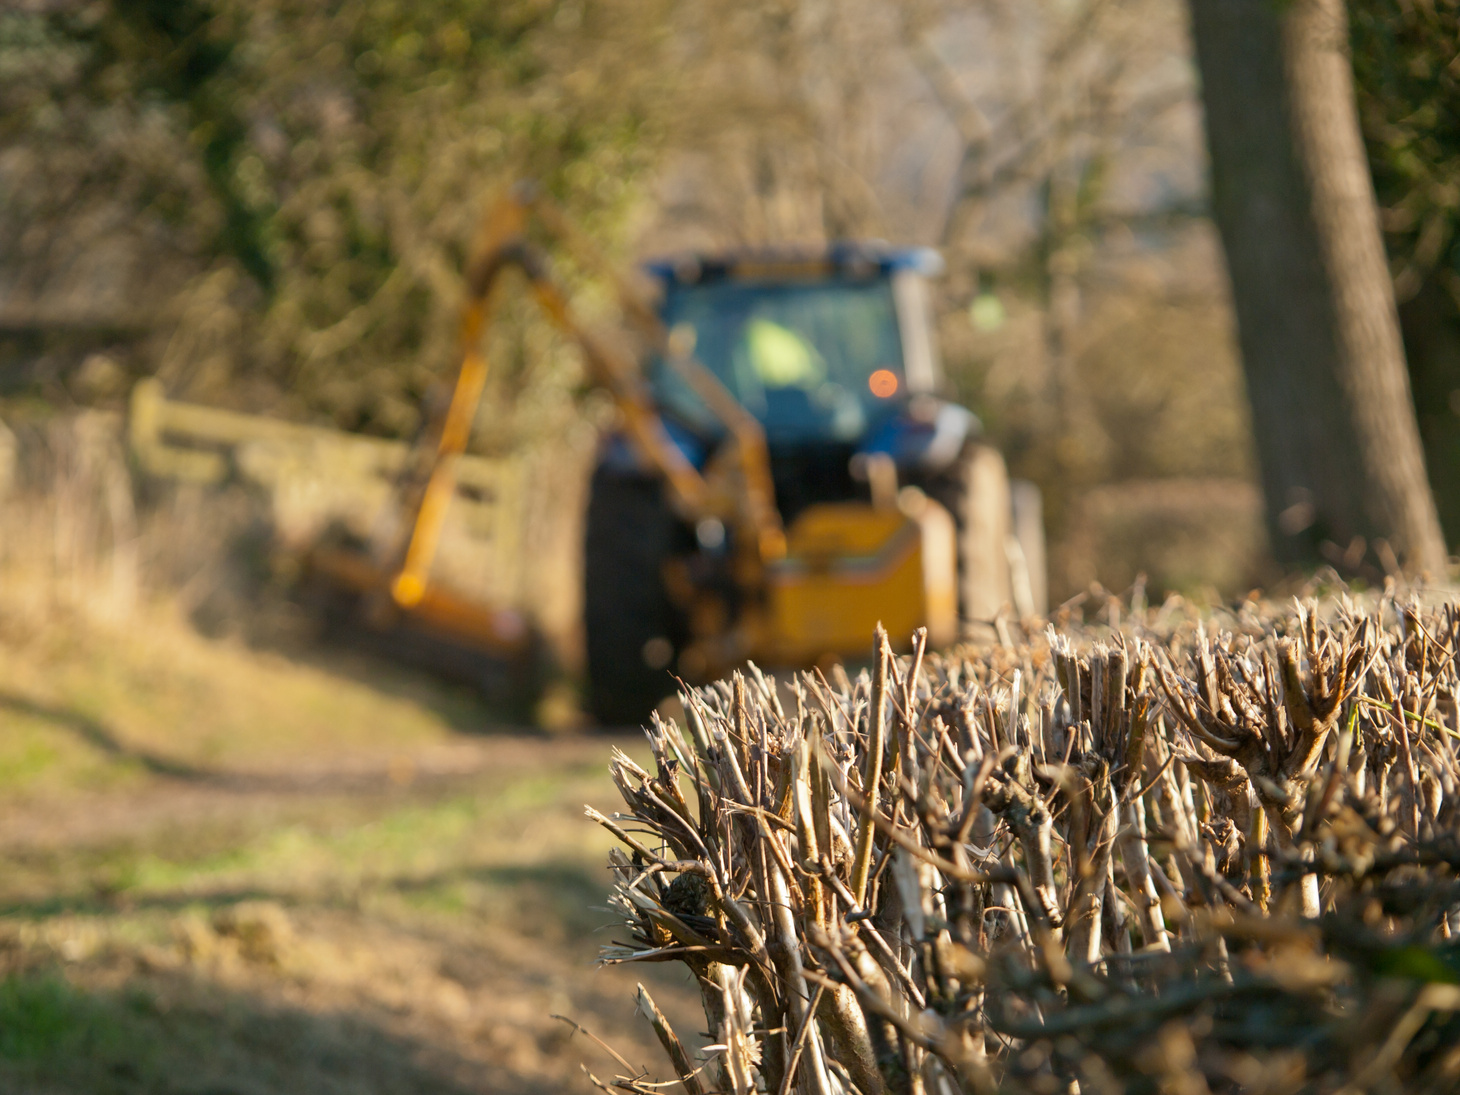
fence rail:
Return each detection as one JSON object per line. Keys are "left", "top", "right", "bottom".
{"left": 128, "top": 379, "right": 526, "bottom": 606}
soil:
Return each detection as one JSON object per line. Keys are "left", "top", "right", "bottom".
{"left": 0, "top": 616, "right": 707, "bottom": 1095}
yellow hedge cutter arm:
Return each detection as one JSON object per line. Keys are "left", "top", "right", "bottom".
{"left": 381, "top": 184, "right": 785, "bottom": 629}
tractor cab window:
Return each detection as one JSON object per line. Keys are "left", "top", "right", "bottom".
{"left": 652, "top": 278, "right": 905, "bottom": 445}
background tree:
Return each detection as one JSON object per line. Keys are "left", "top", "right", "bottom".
{"left": 904, "top": 0, "right": 1213, "bottom": 550}
{"left": 2, "top": 0, "right": 1284, "bottom": 601}
{"left": 1351, "top": 0, "right": 1460, "bottom": 545}
{"left": 0, "top": 0, "right": 672, "bottom": 443}
{"left": 1187, "top": 0, "right": 1447, "bottom": 574}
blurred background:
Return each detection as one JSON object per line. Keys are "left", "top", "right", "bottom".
{"left": 4, "top": 0, "right": 1457, "bottom": 655}
{"left": 0, "top": 0, "right": 1456, "bottom": 1091}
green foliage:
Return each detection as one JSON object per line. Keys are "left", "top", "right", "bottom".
{"left": 1351, "top": 0, "right": 1460, "bottom": 301}
{"left": 0, "top": 973, "right": 160, "bottom": 1086}
{"left": 0, "top": 0, "right": 672, "bottom": 434}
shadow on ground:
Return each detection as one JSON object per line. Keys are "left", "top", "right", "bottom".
{"left": 0, "top": 860, "right": 613, "bottom": 941}
{"left": 0, "top": 687, "right": 594, "bottom": 800}
{"left": 0, "top": 853, "right": 697, "bottom": 1095}
{"left": 0, "top": 964, "right": 499, "bottom": 1095}
{"left": 0, "top": 601, "right": 689, "bottom": 1095}
{"left": 260, "top": 636, "right": 527, "bottom": 736}
{"left": 0, "top": 690, "right": 215, "bottom": 782}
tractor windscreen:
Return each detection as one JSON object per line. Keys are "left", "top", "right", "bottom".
{"left": 652, "top": 277, "right": 905, "bottom": 445}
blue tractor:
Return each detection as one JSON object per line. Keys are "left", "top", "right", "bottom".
{"left": 584, "top": 244, "right": 1045, "bottom": 724}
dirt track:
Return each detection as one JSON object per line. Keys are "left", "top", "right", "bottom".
{"left": 0, "top": 624, "right": 704, "bottom": 1094}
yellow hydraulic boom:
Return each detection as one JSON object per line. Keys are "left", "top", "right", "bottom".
{"left": 329, "top": 184, "right": 788, "bottom": 661}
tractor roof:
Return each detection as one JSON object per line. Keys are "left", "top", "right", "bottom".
{"left": 642, "top": 243, "right": 943, "bottom": 287}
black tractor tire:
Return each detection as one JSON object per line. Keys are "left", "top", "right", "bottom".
{"left": 583, "top": 467, "right": 688, "bottom": 728}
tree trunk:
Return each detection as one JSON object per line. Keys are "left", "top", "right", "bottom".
{"left": 1187, "top": 0, "right": 1447, "bottom": 575}
{"left": 1398, "top": 280, "right": 1460, "bottom": 545}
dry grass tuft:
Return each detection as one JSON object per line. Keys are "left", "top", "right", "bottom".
{"left": 592, "top": 595, "right": 1460, "bottom": 1094}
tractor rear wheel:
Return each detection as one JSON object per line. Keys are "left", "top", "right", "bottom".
{"left": 1008, "top": 478, "right": 1048, "bottom": 618}
{"left": 927, "top": 442, "right": 1016, "bottom": 630}
{"left": 583, "top": 467, "right": 687, "bottom": 727}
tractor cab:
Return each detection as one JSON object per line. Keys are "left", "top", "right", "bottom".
{"left": 633, "top": 247, "right": 976, "bottom": 524}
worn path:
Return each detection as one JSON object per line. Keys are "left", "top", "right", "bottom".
{"left": 0, "top": 617, "right": 701, "bottom": 1095}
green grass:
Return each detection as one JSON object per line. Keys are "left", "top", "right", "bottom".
{"left": 0, "top": 735, "right": 63, "bottom": 789}
{"left": 0, "top": 962, "right": 515, "bottom": 1095}
{"left": 0, "top": 973, "right": 164, "bottom": 1088}
{"left": 0, "top": 605, "right": 692, "bottom": 1095}
{"left": 99, "top": 771, "right": 602, "bottom": 897}
{"left": 0, "top": 708, "right": 147, "bottom": 794}
{"left": 0, "top": 762, "right": 618, "bottom": 925}
{"left": 0, "top": 609, "right": 499, "bottom": 799}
